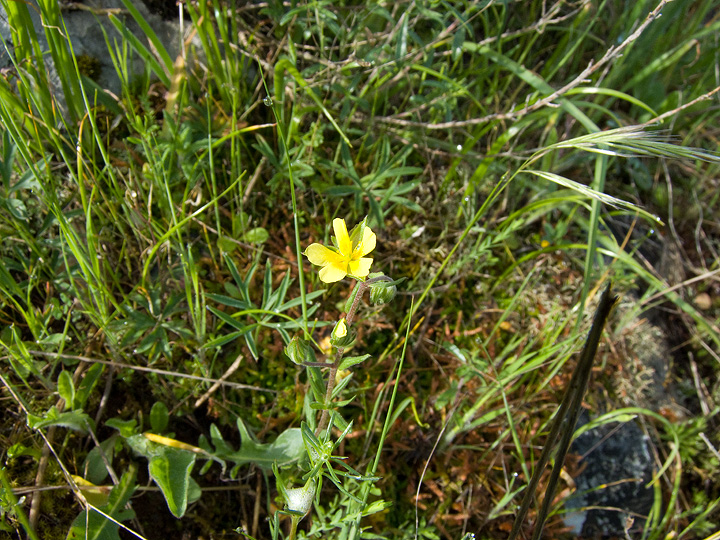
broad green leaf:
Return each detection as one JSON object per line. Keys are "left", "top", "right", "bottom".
{"left": 57, "top": 370, "right": 75, "bottom": 409}
{"left": 244, "top": 227, "right": 269, "bottom": 244}
{"left": 147, "top": 447, "right": 196, "bottom": 518}
{"left": 66, "top": 468, "right": 137, "bottom": 540}
{"left": 338, "top": 354, "right": 371, "bottom": 371}
{"left": 206, "top": 420, "right": 303, "bottom": 470}
{"left": 27, "top": 406, "right": 90, "bottom": 433}
{"left": 125, "top": 433, "right": 209, "bottom": 518}
{"left": 71, "top": 475, "right": 111, "bottom": 507}
{"left": 150, "top": 401, "right": 169, "bottom": 433}
{"left": 105, "top": 418, "right": 138, "bottom": 438}
{"left": 5, "top": 198, "right": 27, "bottom": 220}
{"left": 83, "top": 436, "right": 118, "bottom": 485}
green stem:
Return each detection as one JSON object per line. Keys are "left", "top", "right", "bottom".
{"left": 289, "top": 515, "right": 300, "bottom": 540}
{"left": 258, "top": 63, "right": 309, "bottom": 337}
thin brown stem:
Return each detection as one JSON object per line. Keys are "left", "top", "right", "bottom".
{"left": 316, "top": 276, "right": 392, "bottom": 434}
{"left": 316, "top": 357, "right": 339, "bottom": 435}
{"left": 345, "top": 281, "right": 368, "bottom": 325}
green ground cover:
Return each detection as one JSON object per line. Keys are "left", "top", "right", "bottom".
{"left": 0, "top": 1, "right": 719, "bottom": 539}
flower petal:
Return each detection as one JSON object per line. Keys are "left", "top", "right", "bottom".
{"left": 305, "top": 243, "right": 337, "bottom": 266}
{"left": 319, "top": 263, "right": 347, "bottom": 283}
{"left": 357, "top": 227, "right": 376, "bottom": 257}
{"left": 333, "top": 318, "right": 347, "bottom": 339}
{"left": 349, "top": 257, "right": 373, "bottom": 278}
{"left": 333, "top": 218, "right": 352, "bottom": 256}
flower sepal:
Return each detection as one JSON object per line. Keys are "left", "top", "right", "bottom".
{"left": 367, "top": 272, "right": 402, "bottom": 305}
{"left": 348, "top": 216, "right": 369, "bottom": 252}
{"left": 285, "top": 336, "right": 317, "bottom": 366}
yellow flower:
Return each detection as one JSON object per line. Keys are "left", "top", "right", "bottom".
{"left": 305, "top": 218, "right": 376, "bottom": 283}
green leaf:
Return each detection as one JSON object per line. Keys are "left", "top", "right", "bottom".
{"left": 217, "top": 235, "right": 239, "bottom": 254}
{"left": 207, "top": 305, "right": 251, "bottom": 331}
{"left": 207, "top": 424, "right": 235, "bottom": 456}
{"left": 207, "top": 420, "right": 304, "bottom": 470}
{"left": 75, "top": 363, "right": 104, "bottom": 409}
{"left": 6, "top": 325, "right": 44, "bottom": 382}
{"left": 205, "top": 293, "right": 251, "bottom": 310}
{"left": 277, "top": 289, "right": 325, "bottom": 312}
{"left": 108, "top": 14, "right": 170, "bottom": 87}
{"left": 338, "top": 354, "right": 371, "bottom": 371}
{"left": 147, "top": 447, "right": 196, "bottom": 518}
{"left": 57, "top": 370, "right": 75, "bottom": 409}
{"left": 244, "top": 227, "right": 269, "bottom": 244}
{"left": 106, "top": 418, "right": 139, "bottom": 438}
{"left": 308, "top": 366, "right": 326, "bottom": 403}
{"left": 83, "top": 436, "right": 118, "bottom": 485}
{"left": 124, "top": 434, "right": 206, "bottom": 518}
{"left": 274, "top": 58, "right": 350, "bottom": 145}
{"left": 27, "top": 406, "right": 90, "bottom": 433}
{"left": 66, "top": 468, "right": 137, "bottom": 540}
{"left": 262, "top": 259, "right": 273, "bottom": 311}
{"left": 150, "top": 401, "right": 169, "bottom": 433}
{"left": 0, "top": 130, "right": 16, "bottom": 188}
{"left": 5, "top": 198, "right": 27, "bottom": 220}
{"left": 362, "top": 499, "right": 392, "bottom": 516}
{"left": 7, "top": 442, "right": 41, "bottom": 460}
{"left": 202, "top": 330, "right": 247, "bottom": 349}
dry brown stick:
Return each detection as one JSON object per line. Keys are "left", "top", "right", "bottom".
{"left": 28, "top": 426, "right": 54, "bottom": 537}
{"left": 639, "top": 84, "right": 720, "bottom": 128}
{"left": 194, "top": 353, "right": 244, "bottom": 408}
{"left": 16, "top": 350, "right": 275, "bottom": 393}
{"left": 372, "top": 0, "right": 674, "bottom": 130}
{"left": 252, "top": 471, "right": 262, "bottom": 539}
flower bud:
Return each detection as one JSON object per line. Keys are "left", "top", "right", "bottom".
{"left": 284, "top": 336, "right": 315, "bottom": 365}
{"left": 330, "top": 318, "right": 355, "bottom": 348}
{"left": 369, "top": 280, "right": 397, "bottom": 305}
{"left": 332, "top": 318, "right": 347, "bottom": 339}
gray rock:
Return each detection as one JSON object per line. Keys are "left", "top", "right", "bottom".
{"left": 0, "top": 0, "right": 182, "bottom": 102}
{"left": 564, "top": 413, "right": 655, "bottom": 538}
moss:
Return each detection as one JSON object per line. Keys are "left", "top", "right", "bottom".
{"left": 75, "top": 54, "right": 102, "bottom": 83}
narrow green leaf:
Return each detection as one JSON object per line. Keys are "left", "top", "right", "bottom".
{"left": 274, "top": 58, "right": 350, "bottom": 145}
{"left": 75, "top": 363, "right": 104, "bottom": 409}
{"left": 205, "top": 293, "right": 251, "bottom": 310}
{"left": 118, "top": 0, "right": 173, "bottom": 75}
{"left": 108, "top": 14, "right": 169, "bottom": 87}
